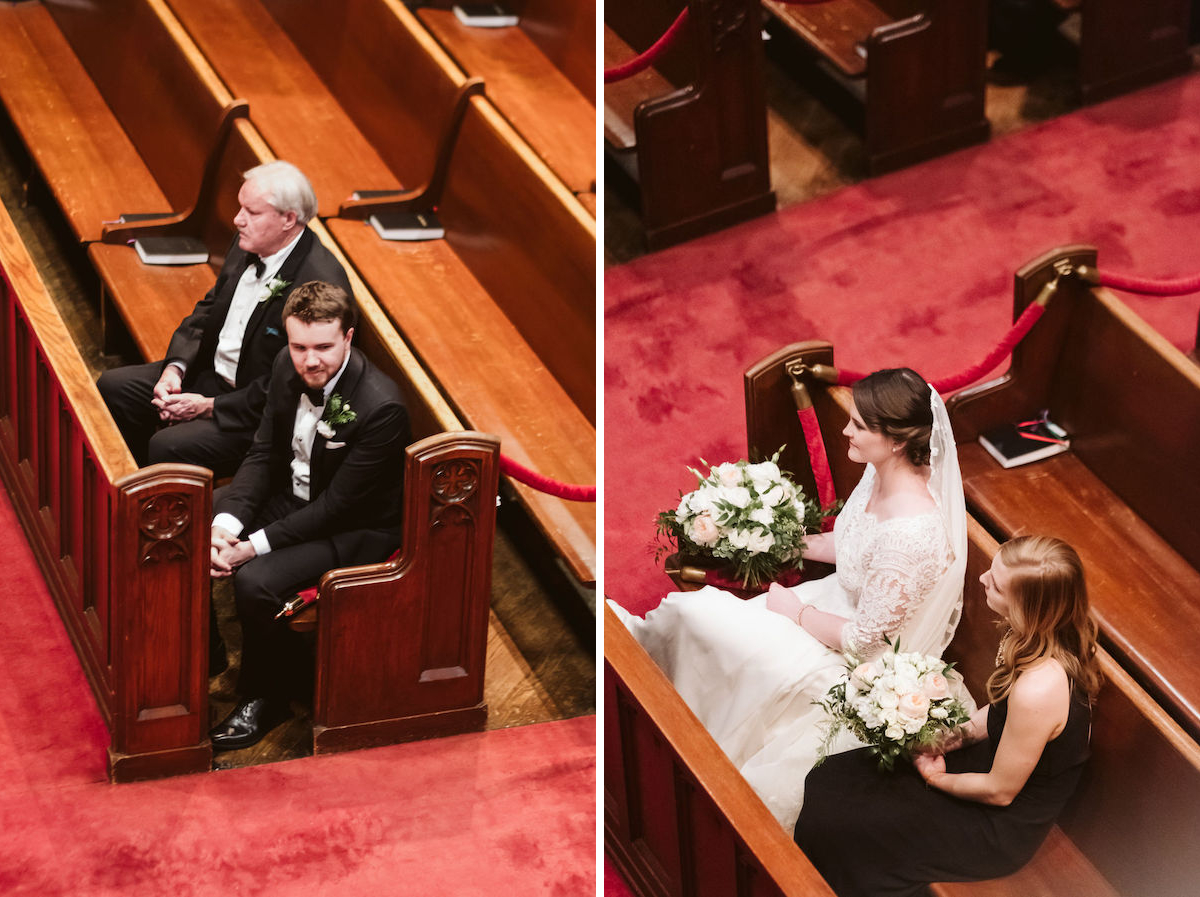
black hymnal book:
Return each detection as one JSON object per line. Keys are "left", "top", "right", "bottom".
{"left": 116, "top": 212, "right": 173, "bottom": 223}
{"left": 453, "top": 3, "right": 518, "bottom": 27}
{"left": 133, "top": 235, "right": 209, "bottom": 266}
{"left": 349, "top": 189, "right": 405, "bottom": 201}
{"left": 368, "top": 210, "right": 445, "bottom": 241}
{"left": 978, "top": 417, "right": 1070, "bottom": 469}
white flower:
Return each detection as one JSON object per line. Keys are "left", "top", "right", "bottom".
{"left": 316, "top": 420, "right": 335, "bottom": 439}
{"left": 745, "top": 530, "right": 775, "bottom": 554}
{"left": 930, "top": 706, "right": 949, "bottom": 720}
{"left": 718, "top": 486, "right": 752, "bottom": 509}
{"left": 726, "top": 528, "right": 752, "bottom": 550}
{"left": 715, "top": 462, "right": 741, "bottom": 487}
{"left": 745, "top": 460, "right": 781, "bottom": 492}
{"left": 760, "top": 485, "right": 785, "bottom": 507}
{"left": 885, "top": 724, "right": 905, "bottom": 741}
{"left": 749, "top": 507, "right": 774, "bottom": 527}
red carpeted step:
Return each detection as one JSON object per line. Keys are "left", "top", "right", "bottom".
{"left": 605, "top": 72, "right": 1200, "bottom": 613}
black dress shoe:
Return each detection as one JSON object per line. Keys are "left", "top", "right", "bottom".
{"left": 209, "top": 697, "right": 290, "bottom": 751}
{"left": 209, "top": 637, "right": 229, "bottom": 677}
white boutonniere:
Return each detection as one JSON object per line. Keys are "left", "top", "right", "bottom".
{"left": 316, "top": 393, "right": 356, "bottom": 439}
{"left": 258, "top": 277, "right": 290, "bottom": 303}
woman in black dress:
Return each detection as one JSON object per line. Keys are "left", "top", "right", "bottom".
{"left": 794, "top": 535, "right": 1102, "bottom": 897}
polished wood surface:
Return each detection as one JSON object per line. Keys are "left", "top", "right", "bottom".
{"left": 604, "top": 605, "right": 838, "bottom": 897}
{"left": 326, "top": 217, "right": 596, "bottom": 583}
{"left": 935, "top": 522, "right": 1200, "bottom": 897}
{"left": 418, "top": 7, "right": 595, "bottom": 195}
{"left": 764, "top": 0, "right": 990, "bottom": 175}
{"left": 605, "top": 0, "right": 777, "bottom": 249}
{"left": 515, "top": 0, "right": 595, "bottom": 100}
{"left": 231, "top": 0, "right": 596, "bottom": 581}
{"left": 602, "top": 27, "right": 672, "bottom": 150}
{"left": 763, "top": 0, "right": 899, "bottom": 77}
{"left": 1074, "top": 0, "right": 1192, "bottom": 103}
{"left": 0, "top": 198, "right": 212, "bottom": 781}
{"left": 948, "top": 245, "right": 1200, "bottom": 739}
{"left": 0, "top": 1, "right": 171, "bottom": 243}
{"left": 0, "top": 111, "right": 593, "bottom": 777}
{"left": 311, "top": 432, "right": 500, "bottom": 752}
{"left": 161, "top": 0, "right": 403, "bottom": 216}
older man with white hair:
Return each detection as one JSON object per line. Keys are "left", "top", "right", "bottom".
{"left": 98, "top": 160, "right": 351, "bottom": 477}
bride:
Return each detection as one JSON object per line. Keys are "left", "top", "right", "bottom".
{"left": 610, "top": 367, "right": 967, "bottom": 831}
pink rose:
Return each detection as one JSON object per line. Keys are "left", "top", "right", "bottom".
{"left": 898, "top": 692, "right": 931, "bottom": 719}
{"left": 689, "top": 513, "right": 720, "bottom": 547}
{"left": 849, "top": 662, "right": 878, "bottom": 689}
{"left": 922, "top": 672, "right": 950, "bottom": 701}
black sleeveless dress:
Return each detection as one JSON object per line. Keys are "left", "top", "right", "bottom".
{"left": 793, "top": 692, "right": 1091, "bottom": 897}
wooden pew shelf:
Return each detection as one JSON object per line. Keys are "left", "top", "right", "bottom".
{"left": 326, "top": 217, "right": 596, "bottom": 583}
{"left": 0, "top": 2, "right": 170, "bottom": 243}
{"left": 88, "top": 243, "right": 217, "bottom": 360}
{"left": 959, "top": 443, "right": 1200, "bottom": 739}
{"left": 417, "top": 7, "right": 595, "bottom": 197}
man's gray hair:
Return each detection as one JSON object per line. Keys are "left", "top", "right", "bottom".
{"left": 243, "top": 161, "right": 318, "bottom": 226}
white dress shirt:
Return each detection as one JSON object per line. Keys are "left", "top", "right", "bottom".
{"left": 212, "top": 348, "right": 352, "bottom": 558}
{"left": 210, "top": 233, "right": 302, "bottom": 385}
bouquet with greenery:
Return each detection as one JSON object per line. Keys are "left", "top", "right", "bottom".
{"left": 655, "top": 449, "right": 822, "bottom": 588}
{"left": 816, "top": 640, "right": 971, "bottom": 772}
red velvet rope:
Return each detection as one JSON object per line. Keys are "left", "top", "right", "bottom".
{"left": 834, "top": 302, "right": 1047, "bottom": 392}
{"left": 604, "top": 9, "right": 689, "bottom": 83}
{"left": 604, "top": 0, "right": 834, "bottom": 83}
{"left": 500, "top": 454, "right": 596, "bottom": 502}
{"left": 795, "top": 405, "right": 838, "bottom": 531}
{"left": 1096, "top": 269, "right": 1200, "bottom": 296}
{"left": 290, "top": 458, "right": 595, "bottom": 608}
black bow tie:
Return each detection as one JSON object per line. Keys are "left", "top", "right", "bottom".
{"left": 244, "top": 253, "right": 266, "bottom": 279}
{"left": 302, "top": 386, "right": 325, "bottom": 406}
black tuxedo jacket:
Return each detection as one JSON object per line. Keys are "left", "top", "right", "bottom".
{"left": 162, "top": 227, "right": 351, "bottom": 433}
{"left": 215, "top": 347, "right": 410, "bottom": 557}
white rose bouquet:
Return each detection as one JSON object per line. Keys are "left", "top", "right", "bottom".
{"left": 655, "top": 448, "right": 822, "bottom": 588}
{"left": 816, "top": 640, "right": 971, "bottom": 772}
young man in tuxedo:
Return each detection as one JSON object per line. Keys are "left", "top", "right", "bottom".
{"left": 207, "top": 281, "right": 410, "bottom": 750}
{"left": 97, "top": 160, "right": 351, "bottom": 475}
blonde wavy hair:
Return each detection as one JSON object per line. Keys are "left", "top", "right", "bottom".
{"left": 987, "top": 536, "right": 1102, "bottom": 704}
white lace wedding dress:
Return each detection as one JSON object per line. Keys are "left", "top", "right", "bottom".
{"left": 611, "top": 392, "right": 967, "bottom": 832}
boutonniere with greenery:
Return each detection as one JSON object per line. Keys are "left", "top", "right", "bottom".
{"left": 258, "top": 277, "right": 290, "bottom": 303}
{"left": 316, "top": 393, "right": 356, "bottom": 439}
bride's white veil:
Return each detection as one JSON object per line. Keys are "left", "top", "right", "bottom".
{"left": 899, "top": 387, "right": 968, "bottom": 657}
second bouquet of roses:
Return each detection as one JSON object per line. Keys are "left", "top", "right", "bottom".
{"left": 656, "top": 448, "right": 823, "bottom": 588}
{"left": 816, "top": 640, "right": 972, "bottom": 772}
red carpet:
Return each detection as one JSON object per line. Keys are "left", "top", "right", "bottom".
{"left": 604, "top": 72, "right": 1200, "bottom": 615}
{"left": 0, "top": 486, "right": 596, "bottom": 896}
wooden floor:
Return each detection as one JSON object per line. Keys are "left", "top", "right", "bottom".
{"left": 0, "top": 113, "right": 595, "bottom": 773}
{"left": 604, "top": 31, "right": 1080, "bottom": 267}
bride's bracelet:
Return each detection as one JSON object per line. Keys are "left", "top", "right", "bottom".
{"left": 797, "top": 603, "right": 812, "bottom": 628}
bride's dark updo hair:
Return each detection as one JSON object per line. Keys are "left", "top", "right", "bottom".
{"left": 851, "top": 368, "right": 934, "bottom": 466}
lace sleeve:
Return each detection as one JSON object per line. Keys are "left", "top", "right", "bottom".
{"left": 842, "top": 519, "right": 951, "bottom": 659}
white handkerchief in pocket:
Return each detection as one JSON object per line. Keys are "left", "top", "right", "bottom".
{"left": 325, "top": 440, "right": 347, "bottom": 450}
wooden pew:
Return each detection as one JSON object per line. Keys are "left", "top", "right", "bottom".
{"left": 763, "top": 0, "right": 990, "bottom": 175}
{"left": 0, "top": 0, "right": 225, "bottom": 245}
{"left": 608, "top": 341, "right": 1200, "bottom": 896}
{"left": 604, "top": 0, "right": 776, "bottom": 250}
{"left": 932, "top": 522, "right": 1200, "bottom": 897}
{"left": 416, "top": 0, "right": 595, "bottom": 197}
{"left": 1047, "top": 0, "right": 1192, "bottom": 104}
{"left": 0, "top": 0, "right": 505, "bottom": 767}
{"left": 605, "top": 604, "right": 838, "bottom": 897}
{"left": 0, "top": 191, "right": 212, "bottom": 782}
{"left": 945, "top": 245, "right": 1200, "bottom": 741}
{"left": 162, "top": 0, "right": 596, "bottom": 584}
